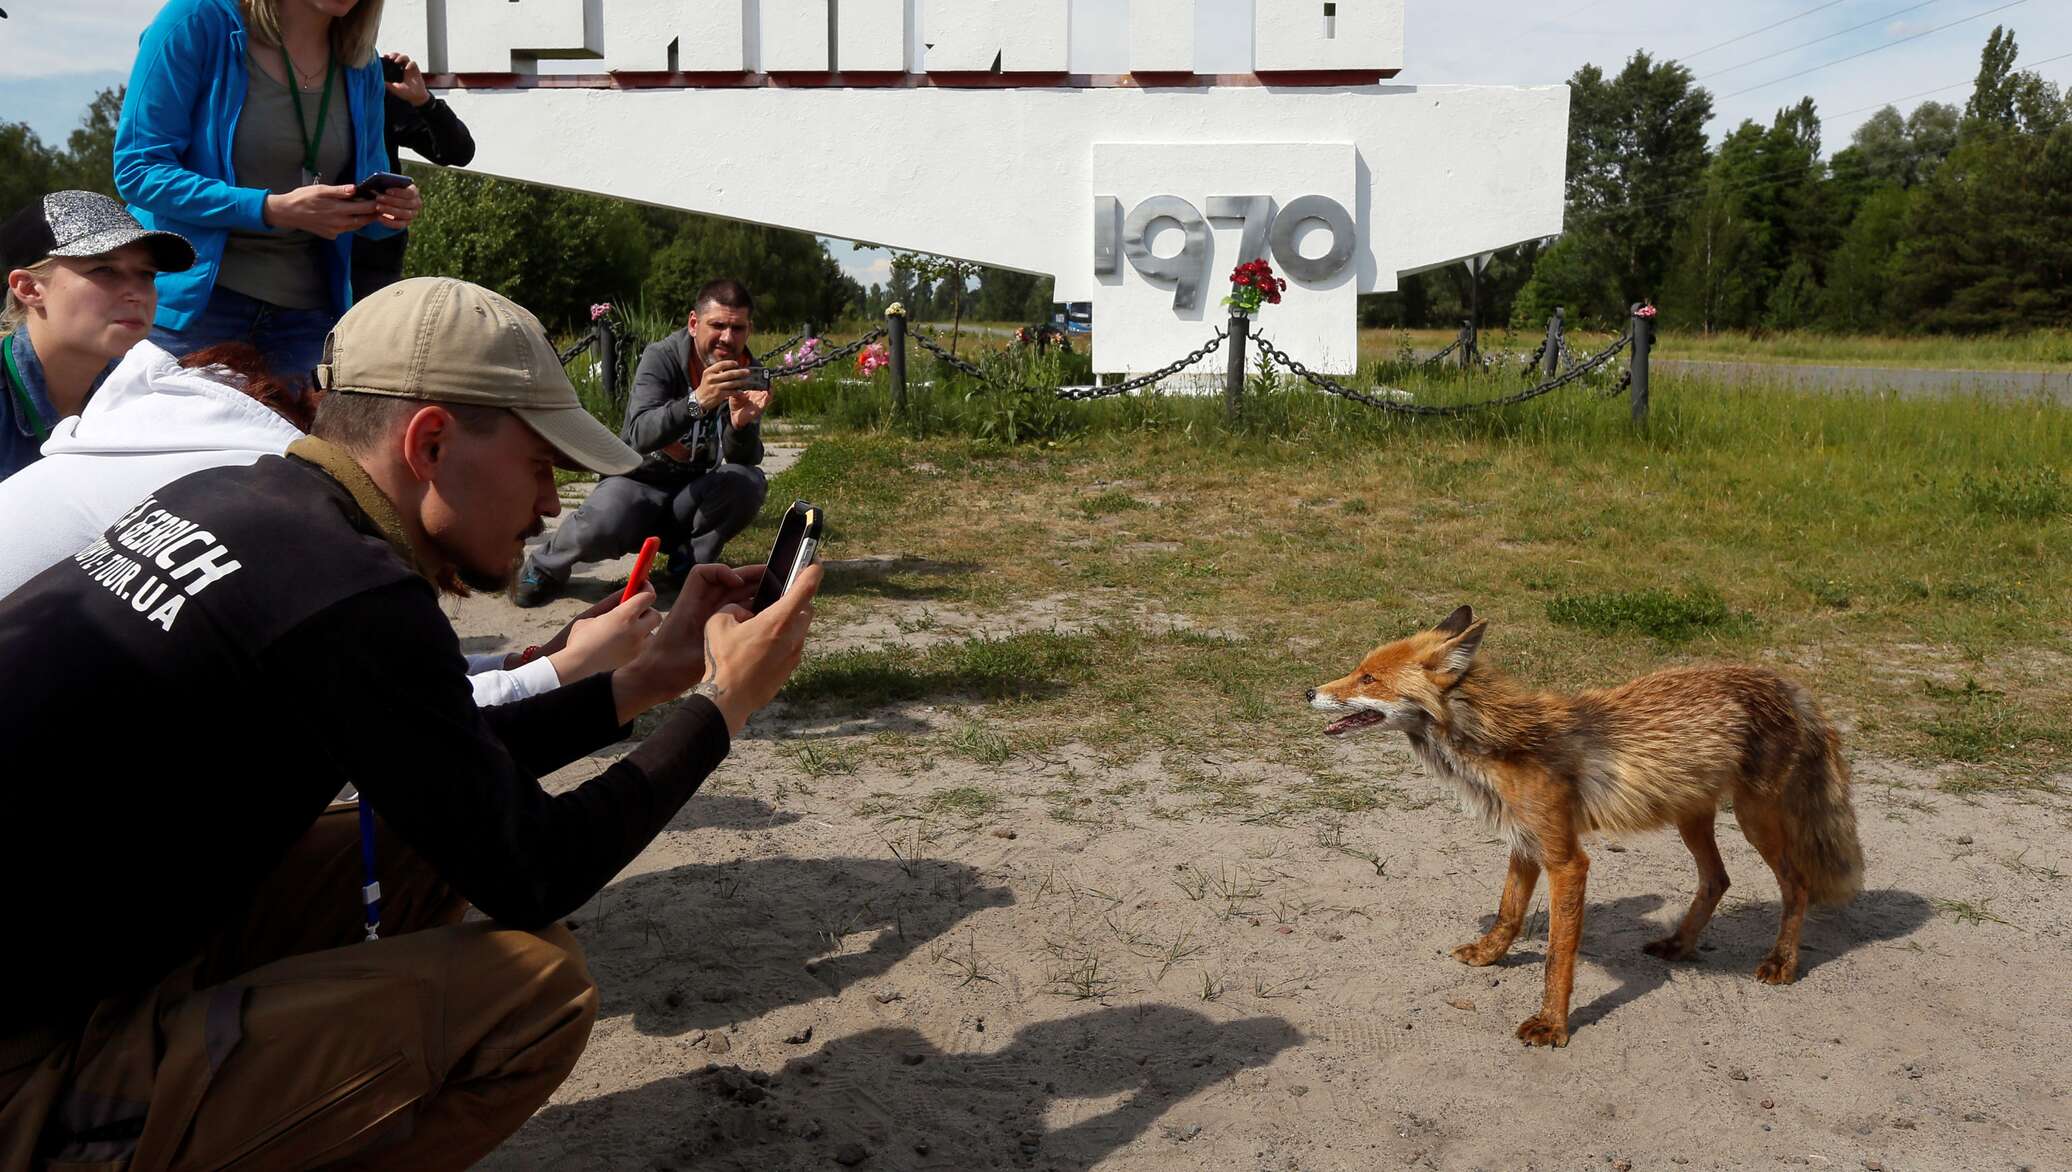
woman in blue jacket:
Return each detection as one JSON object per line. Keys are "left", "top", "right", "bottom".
{"left": 115, "top": 0, "right": 424, "bottom": 384}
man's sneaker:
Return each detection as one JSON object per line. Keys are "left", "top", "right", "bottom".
{"left": 512, "top": 562, "right": 563, "bottom": 608}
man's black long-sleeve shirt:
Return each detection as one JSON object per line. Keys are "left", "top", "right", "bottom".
{"left": 352, "top": 94, "right": 476, "bottom": 300}
{"left": 0, "top": 441, "right": 726, "bottom": 1034}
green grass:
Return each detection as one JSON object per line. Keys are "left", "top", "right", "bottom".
{"left": 1919, "top": 678, "right": 2072, "bottom": 777}
{"left": 921, "top": 783, "right": 1005, "bottom": 819}
{"left": 1961, "top": 467, "right": 2068, "bottom": 520}
{"left": 782, "top": 631, "right": 1094, "bottom": 712}
{"left": 1545, "top": 585, "right": 1749, "bottom": 644}
{"left": 1079, "top": 489, "right": 1151, "bottom": 518}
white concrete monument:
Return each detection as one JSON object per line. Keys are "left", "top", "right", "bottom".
{"left": 379, "top": 0, "right": 1567, "bottom": 374}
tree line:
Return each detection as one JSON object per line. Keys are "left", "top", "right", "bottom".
{"left": 1455, "top": 25, "right": 2069, "bottom": 334}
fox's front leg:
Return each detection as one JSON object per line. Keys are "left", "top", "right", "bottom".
{"left": 1454, "top": 851, "right": 1541, "bottom": 966}
{"left": 1518, "top": 834, "right": 1588, "bottom": 1048}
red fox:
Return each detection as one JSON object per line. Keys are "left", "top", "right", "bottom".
{"left": 1308, "top": 606, "right": 1863, "bottom": 1047}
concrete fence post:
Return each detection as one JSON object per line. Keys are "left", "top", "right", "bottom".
{"left": 595, "top": 318, "right": 619, "bottom": 408}
{"left": 1224, "top": 312, "right": 1250, "bottom": 425}
{"left": 886, "top": 305, "right": 908, "bottom": 416}
{"left": 1544, "top": 306, "right": 1564, "bottom": 377}
{"left": 1629, "top": 303, "right": 1654, "bottom": 426}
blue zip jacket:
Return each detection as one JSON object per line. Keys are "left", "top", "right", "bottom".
{"left": 113, "top": 0, "right": 397, "bottom": 332}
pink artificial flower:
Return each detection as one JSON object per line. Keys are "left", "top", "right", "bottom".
{"left": 590, "top": 302, "right": 613, "bottom": 321}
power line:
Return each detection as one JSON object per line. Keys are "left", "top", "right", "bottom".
{"left": 1719, "top": 0, "right": 2030, "bottom": 101}
{"left": 1679, "top": 0, "right": 1853, "bottom": 63}
{"left": 1699, "top": 0, "right": 1943, "bottom": 80}
{"left": 1828, "top": 47, "right": 2072, "bottom": 117}
{"left": 1547, "top": 43, "right": 2070, "bottom": 233}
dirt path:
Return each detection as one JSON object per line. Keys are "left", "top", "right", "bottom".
{"left": 450, "top": 458, "right": 2071, "bottom": 1171}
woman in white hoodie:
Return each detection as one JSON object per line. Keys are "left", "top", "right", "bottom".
{"left": 0, "top": 340, "right": 653, "bottom": 705}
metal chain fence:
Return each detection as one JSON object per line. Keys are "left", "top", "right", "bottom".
{"left": 909, "top": 327, "right": 1230, "bottom": 401}
{"left": 1251, "top": 329, "right": 1632, "bottom": 418}
{"left": 756, "top": 332, "right": 808, "bottom": 365}
{"left": 759, "top": 328, "right": 889, "bottom": 379}
{"left": 557, "top": 334, "right": 597, "bottom": 365}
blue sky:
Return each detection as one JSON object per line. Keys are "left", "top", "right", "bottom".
{"left": 4, "top": 0, "right": 2065, "bottom": 285}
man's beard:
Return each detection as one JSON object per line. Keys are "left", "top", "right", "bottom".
{"left": 444, "top": 522, "right": 543, "bottom": 596}
{"left": 458, "top": 560, "right": 516, "bottom": 593}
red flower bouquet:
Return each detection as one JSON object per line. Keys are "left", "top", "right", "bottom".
{"left": 1222, "top": 257, "right": 1287, "bottom": 317}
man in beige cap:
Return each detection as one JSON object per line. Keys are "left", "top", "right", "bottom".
{"left": 0, "top": 277, "right": 821, "bottom": 1170}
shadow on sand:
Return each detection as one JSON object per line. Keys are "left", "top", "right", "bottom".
{"left": 565, "top": 855, "right": 1015, "bottom": 1038}
{"left": 1469, "top": 887, "right": 1936, "bottom": 1032}
{"left": 514, "top": 1005, "right": 1301, "bottom": 1171}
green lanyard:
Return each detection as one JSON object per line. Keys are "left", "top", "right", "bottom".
{"left": 2, "top": 334, "right": 51, "bottom": 444}
{"left": 281, "top": 43, "right": 337, "bottom": 183}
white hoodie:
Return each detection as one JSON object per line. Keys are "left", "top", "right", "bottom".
{"left": 0, "top": 343, "right": 558, "bottom": 706}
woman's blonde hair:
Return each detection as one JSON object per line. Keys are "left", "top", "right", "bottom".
{"left": 242, "top": 0, "right": 387, "bottom": 70}
{"left": 0, "top": 259, "right": 57, "bottom": 336}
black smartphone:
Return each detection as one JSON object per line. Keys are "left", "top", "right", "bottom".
{"left": 381, "top": 57, "right": 404, "bottom": 83}
{"left": 742, "top": 367, "right": 773, "bottom": 391}
{"left": 352, "top": 171, "right": 414, "bottom": 200}
{"left": 751, "top": 500, "right": 823, "bottom": 612}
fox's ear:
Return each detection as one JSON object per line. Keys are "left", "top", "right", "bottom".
{"left": 1426, "top": 620, "right": 1487, "bottom": 682}
{"left": 1434, "top": 605, "right": 1476, "bottom": 636}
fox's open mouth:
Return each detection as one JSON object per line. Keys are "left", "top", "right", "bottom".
{"left": 1323, "top": 711, "right": 1388, "bottom": 736}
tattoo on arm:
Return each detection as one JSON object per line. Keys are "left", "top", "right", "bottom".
{"left": 694, "top": 630, "right": 724, "bottom": 701}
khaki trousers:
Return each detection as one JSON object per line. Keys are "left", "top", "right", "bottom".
{"left": 0, "top": 807, "right": 597, "bottom": 1171}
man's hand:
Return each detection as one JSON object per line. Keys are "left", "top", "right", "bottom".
{"left": 533, "top": 592, "right": 623, "bottom": 662}
{"left": 694, "top": 359, "right": 757, "bottom": 413}
{"left": 729, "top": 388, "right": 771, "bottom": 429}
{"left": 693, "top": 562, "right": 820, "bottom": 735}
{"left": 611, "top": 563, "right": 767, "bottom": 723}
{"left": 383, "top": 52, "right": 432, "bottom": 107}
{"left": 548, "top": 589, "right": 660, "bottom": 684}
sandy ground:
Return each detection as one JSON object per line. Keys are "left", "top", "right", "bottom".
{"left": 448, "top": 449, "right": 2071, "bottom": 1172}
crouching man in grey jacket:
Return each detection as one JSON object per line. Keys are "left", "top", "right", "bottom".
{"left": 517, "top": 279, "right": 771, "bottom": 606}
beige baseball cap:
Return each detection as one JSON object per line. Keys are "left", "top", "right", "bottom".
{"left": 315, "top": 277, "right": 639, "bottom": 475}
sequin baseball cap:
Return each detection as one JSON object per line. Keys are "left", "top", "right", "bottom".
{"left": 0, "top": 191, "right": 196, "bottom": 273}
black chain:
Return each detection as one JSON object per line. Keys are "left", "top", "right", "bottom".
{"left": 1519, "top": 339, "right": 1548, "bottom": 375}
{"left": 908, "top": 329, "right": 991, "bottom": 380}
{"left": 1252, "top": 331, "right": 1632, "bottom": 418}
{"left": 1422, "top": 336, "right": 1463, "bottom": 367}
{"left": 557, "top": 334, "right": 597, "bottom": 365}
{"left": 756, "top": 332, "right": 807, "bottom": 365}
{"left": 910, "top": 327, "right": 1229, "bottom": 401}
{"left": 759, "top": 328, "right": 889, "bottom": 379}
{"left": 1057, "top": 331, "right": 1227, "bottom": 400}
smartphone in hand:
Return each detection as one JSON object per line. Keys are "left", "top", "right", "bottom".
{"left": 352, "top": 171, "right": 414, "bottom": 200}
{"left": 623, "top": 536, "right": 661, "bottom": 602}
{"left": 751, "top": 501, "right": 823, "bottom": 612}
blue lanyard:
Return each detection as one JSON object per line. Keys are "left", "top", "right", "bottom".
{"left": 358, "top": 798, "right": 382, "bottom": 941}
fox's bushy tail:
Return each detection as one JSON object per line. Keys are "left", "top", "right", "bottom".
{"left": 1782, "top": 695, "right": 1865, "bottom": 905}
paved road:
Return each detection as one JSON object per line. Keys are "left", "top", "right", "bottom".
{"left": 1654, "top": 358, "right": 2072, "bottom": 402}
